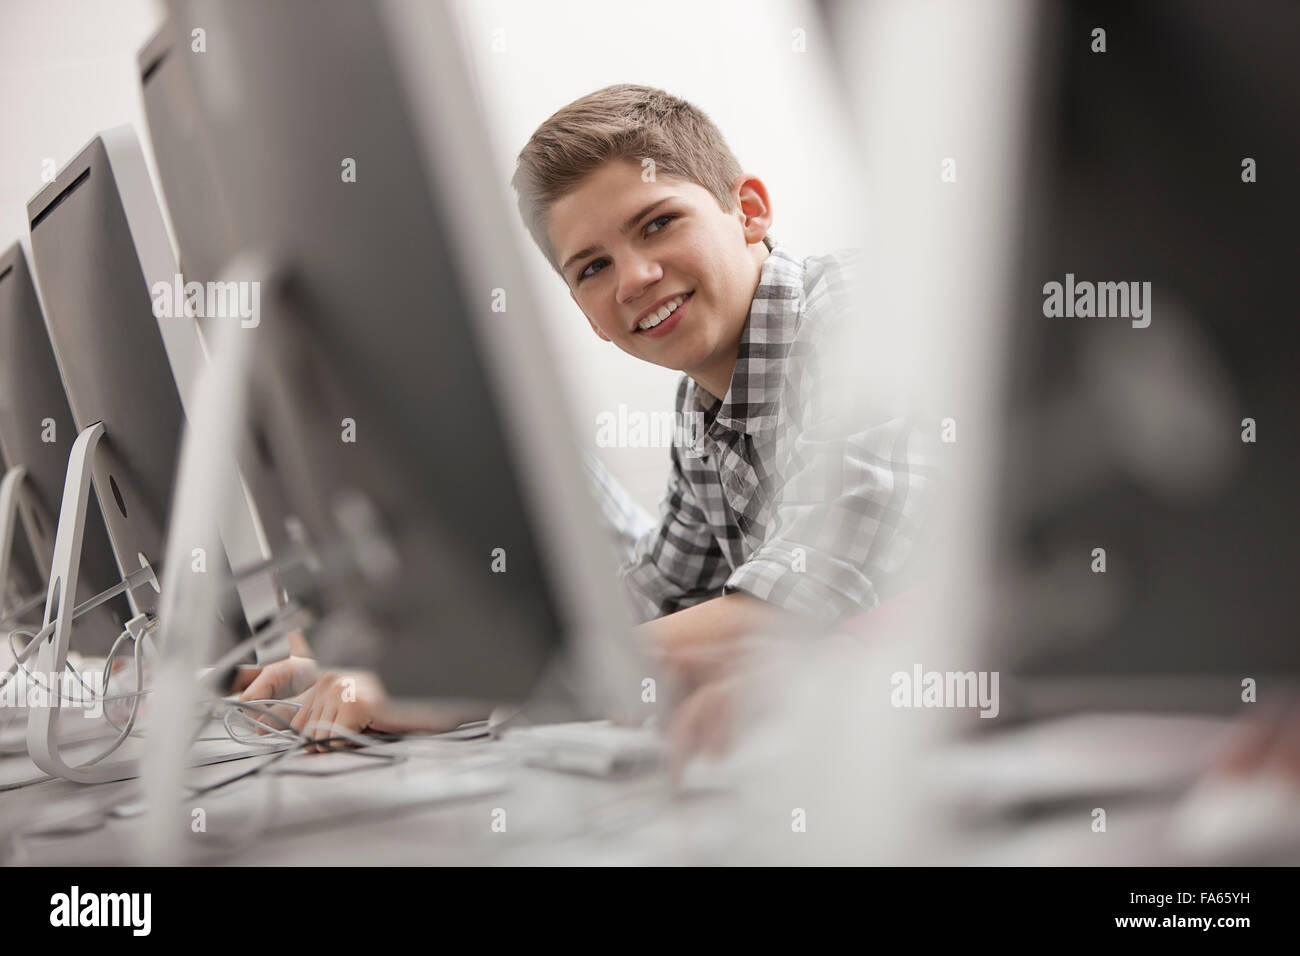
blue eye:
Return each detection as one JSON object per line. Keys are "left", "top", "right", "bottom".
{"left": 578, "top": 257, "right": 609, "bottom": 281}
{"left": 645, "top": 214, "right": 675, "bottom": 235}
{"left": 576, "top": 215, "right": 676, "bottom": 282}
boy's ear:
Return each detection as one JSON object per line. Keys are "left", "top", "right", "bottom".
{"left": 573, "top": 289, "right": 612, "bottom": 342}
{"left": 732, "top": 173, "right": 774, "bottom": 245}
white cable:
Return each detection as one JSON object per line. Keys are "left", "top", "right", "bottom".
{"left": 79, "top": 627, "right": 148, "bottom": 767}
{"left": 220, "top": 698, "right": 303, "bottom": 744}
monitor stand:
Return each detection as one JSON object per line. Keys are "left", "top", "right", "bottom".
{"left": 25, "top": 421, "right": 159, "bottom": 784}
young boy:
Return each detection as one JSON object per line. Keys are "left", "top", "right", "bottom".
{"left": 241, "top": 84, "right": 933, "bottom": 747}
{"left": 512, "top": 84, "right": 934, "bottom": 678}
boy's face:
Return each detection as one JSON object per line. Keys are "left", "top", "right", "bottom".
{"left": 547, "top": 159, "right": 772, "bottom": 397}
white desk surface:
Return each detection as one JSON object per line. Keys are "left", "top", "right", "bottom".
{"left": 2, "top": 712, "right": 1296, "bottom": 866}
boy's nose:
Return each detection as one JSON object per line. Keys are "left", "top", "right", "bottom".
{"left": 616, "top": 257, "right": 664, "bottom": 308}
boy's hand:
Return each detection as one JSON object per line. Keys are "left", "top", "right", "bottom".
{"left": 290, "top": 670, "right": 393, "bottom": 753}
{"left": 668, "top": 674, "right": 744, "bottom": 778}
{"left": 643, "top": 595, "right": 808, "bottom": 775}
{"left": 640, "top": 592, "right": 806, "bottom": 687}
{"left": 236, "top": 655, "right": 321, "bottom": 732}
{"left": 665, "top": 646, "right": 785, "bottom": 778}
{"left": 228, "top": 628, "right": 314, "bottom": 696}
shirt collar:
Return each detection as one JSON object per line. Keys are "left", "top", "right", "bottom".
{"left": 687, "top": 236, "right": 804, "bottom": 438}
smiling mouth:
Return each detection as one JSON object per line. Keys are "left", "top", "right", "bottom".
{"left": 634, "top": 292, "right": 693, "bottom": 333}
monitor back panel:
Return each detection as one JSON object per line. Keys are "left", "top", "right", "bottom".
{"left": 0, "top": 242, "right": 130, "bottom": 648}
{"left": 26, "top": 136, "right": 187, "bottom": 618}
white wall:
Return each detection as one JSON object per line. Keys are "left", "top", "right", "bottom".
{"left": 0, "top": 0, "right": 861, "bottom": 515}
{"left": 0, "top": 0, "right": 167, "bottom": 247}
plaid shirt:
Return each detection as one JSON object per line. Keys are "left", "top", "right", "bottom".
{"left": 588, "top": 238, "right": 936, "bottom": 625}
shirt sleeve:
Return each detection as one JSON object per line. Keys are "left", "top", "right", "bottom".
{"left": 724, "top": 417, "right": 936, "bottom": 624}
{"left": 724, "top": 280, "right": 938, "bottom": 624}
{"left": 620, "top": 440, "right": 733, "bottom": 622}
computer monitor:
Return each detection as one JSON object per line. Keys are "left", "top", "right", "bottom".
{"left": 985, "top": 0, "right": 1300, "bottom": 717}
{"left": 0, "top": 239, "right": 129, "bottom": 649}
{"left": 27, "top": 131, "right": 195, "bottom": 621}
{"left": 0, "top": 444, "right": 44, "bottom": 623}
{"left": 23, "top": 127, "right": 277, "bottom": 782}
{"left": 0, "top": 245, "right": 45, "bottom": 619}
{"left": 157, "top": 0, "right": 640, "bottom": 711}
{"left": 137, "top": 24, "right": 239, "bottom": 289}
{"left": 137, "top": 22, "right": 296, "bottom": 565}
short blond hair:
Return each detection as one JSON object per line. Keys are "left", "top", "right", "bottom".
{"left": 511, "top": 84, "right": 744, "bottom": 274}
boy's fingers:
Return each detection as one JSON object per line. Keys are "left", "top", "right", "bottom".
{"left": 241, "top": 687, "right": 305, "bottom": 735}
{"left": 289, "top": 689, "right": 313, "bottom": 731}
{"left": 267, "top": 686, "right": 308, "bottom": 749}
{"left": 704, "top": 690, "right": 732, "bottom": 756}
{"left": 243, "top": 657, "right": 320, "bottom": 703}
{"left": 319, "top": 703, "right": 342, "bottom": 751}
{"left": 307, "top": 708, "right": 330, "bottom": 753}
{"left": 669, "top": 678, "right": 739, "bottom": 780}
{"left": 238, "top": 664, "right": 285, "bottom": 702}
{"left": 668, "top": 686, "right": 711, "bottom": 780}
{"left": 696, "top": 682, "right": 731, "bottom": 757}
{"left": 305, "top": 702, "right": 331, "bottom": 753}
{"left": 252, "top": 701, "right": 297, "bottom": 734}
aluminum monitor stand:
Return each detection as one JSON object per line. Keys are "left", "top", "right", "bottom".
{"left": 25, "top": 422, "right": 159, "bottom": 784}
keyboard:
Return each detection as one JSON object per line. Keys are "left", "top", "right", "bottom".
{"left": 500, "top": 720, "right": 666, "bottom": 777}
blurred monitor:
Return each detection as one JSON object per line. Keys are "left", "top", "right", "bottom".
{"left": 0, "top": 240, "right": 129, "bottom": 649}
{"left": 988, "top": 0, "right": 1300, "bottom": 718}
{"left": 137, "top": 22, "right": 295, "bottom": 565}
{"left": 137, "top": 24, "right": 239, "bottom": 289}
{"left": 161, "top": 0, "right": 637, "bottom": 710}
